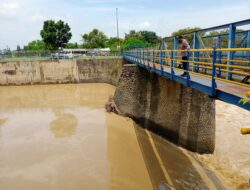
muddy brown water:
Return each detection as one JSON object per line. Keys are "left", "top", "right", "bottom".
{"left": 0, "top": 84, "right": 226, "bottom": 190}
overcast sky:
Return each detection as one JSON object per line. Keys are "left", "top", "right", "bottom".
{"left": 0, "top": 0, "right": 249, "bottom": 50}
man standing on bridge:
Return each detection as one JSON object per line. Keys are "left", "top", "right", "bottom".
{"left": 178, "top": 36, "right": 190, "bottom": 77}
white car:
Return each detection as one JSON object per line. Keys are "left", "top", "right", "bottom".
{"left": 51, "top": 51, "right": 73, "bottom": 59}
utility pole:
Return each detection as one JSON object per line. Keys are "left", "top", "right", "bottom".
{"left": 116, "top": 8, "right": 120, "bottom": 49}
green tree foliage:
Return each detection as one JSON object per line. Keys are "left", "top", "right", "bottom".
{"left": 125, "top": 30, "right": 160, "bottom": 43}
{"left": 140, "top": 31, "right": 160, "bottom": 43}
{"left": 82, "top": 29, "right": 108, "bottom": 48}
{"left": 23, "top": 40, "right": 45, "bottom": 50}
{"left": 40, "top": 20, "right": 72, "bottom": 50}
{"left": 203, "top": 30, "right": 229, "bottom": 48}
{"left": 121, "top": 37, "right": 151, "bottom": 50}
{"left": 125, "top": 30, "right": 143, "bottom": 40}
{"left": 66, "top": 42, "right": 79, "bottom": 49}
{"left": 204, "top": 29, "right": 245, "bottom": 48}
{"left": 172, "top": 27, "right": 202, "bottom": 43}
{"left": 122, "top": 30, "right": 160, "bottom": 49}
{"left": 207, "top": 29, "right": 228, "bottom": 36}
{"left": 172, "top": 27, "right": 201, "bottom": 36}
{"left": 107, "top": 37, "right": 124, "bottom": 50}
{"left": 80, "top": 28, "right": 159, "bottom": 50}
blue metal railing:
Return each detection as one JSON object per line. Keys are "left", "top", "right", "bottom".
{"left": 123, "top": 47, "right": 250, "bottom": 110}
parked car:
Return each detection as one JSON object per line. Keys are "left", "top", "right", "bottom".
{"left": 51, "top": 51, "right": 73, "bottom": 59}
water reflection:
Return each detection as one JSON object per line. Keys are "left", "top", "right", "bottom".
{"left": 0, "top": 117, "right": 8, "bottom": 126}
{"left": 0, "top": 84, "right": 115, "bottom": 190}
{"left": 50, "top": 112, "right": 77, "bottom": 138}
{"left": 106, "top": 113, "right": 153, "bottom": 190}
{"left": 0, "top": 83, "right": 115, "bottom": 110}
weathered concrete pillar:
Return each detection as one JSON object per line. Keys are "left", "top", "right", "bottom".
{"left": 114, "top": 64, "right": 215, "bottom": 153}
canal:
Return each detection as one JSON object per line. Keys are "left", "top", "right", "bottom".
{"left": 0, "top": 84, "right": 226, "bottom": 190}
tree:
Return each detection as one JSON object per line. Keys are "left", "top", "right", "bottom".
{"left": 121, "top": 37, "right": 151, "bottom": 50}
{"left": 107, "top": 37, "right": 123, "bottom": 50}
{"left": 172, "top": 27, "right": 202, "bottom": 36}
{"left": 16, "top": 45, "right": 21, "bottom": 51}
{"left": 23, "top": 40, "right": 45, "bottom": 50}
{"left": 172, "top": 27, "right": 202, "bottom": 43}
{"left": 40, "top": 20, "right": 72, "bottom": 50}
{"left": 122, "top": 30, "right": 160, "bottom": 50}
{"left": 82, "top": 29, "right": 108, "bottom": 48}
{"left": 206, "top": 29, "right": 246, "bottom": 48}
{"left": 124, "top": 30, "right": 160, "bottom": 46}
{"left": 125, "top": 30, "right": 143, "bottom": 41}
{"left": 66, "top": 42, "right": 79, "bottom": 49}
{"left": 140, "top": 31, "right": 160, "bottom": 43}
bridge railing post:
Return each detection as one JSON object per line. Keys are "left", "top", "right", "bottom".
{"left": 218, "top": 50, "right": 222, "bottom": 78}
{"left": 152, "top": 49, "right": 155, "bottom": 69}
{"left": 148, "top": 49, "right": 150, "bottom": 69}
{"left": 186, "top": 49, "right": 191, "bottom": 86}
{"left": 211, "top": 48, "right": 217, "bottom": 96}
{"left": 145, "top": 48, "right": 150, "bottom": 67}
{"left": 142, "top": 48, "right": 145, "bottom": 67}
{"left": 137, "top": 49, "right": 139, "bottom": 63}
{"left": 170, "top": 50, "right": 175, "bottom": 80}
{"left": 136, "top": 49, "right": 138, "bottom": 63}
{"left": 153, "top": 49, "right": 155, "bottom": 72}
{"left": 147, "top": 49, "right": 150, "bottom": 69}
{"left": 174, "top": 37, "right": 178, "bottom": 68}
{"left": 137, "top": 49, "right": 139, "bottom": 64}
{"left": 192, "top": 32, "right": 200, "bottom": 72}
{"left": 140, "top": 49, "right": 143, "bottom": 65}
{"left": 160, "top": 49, "right": 163, "bottom": 75}
{"left": 132, "top": 50, "right": 134, "bottom": 61}
{"left": 227, "top": 24, "right": 236, "bottom": 80}
{"left": 247, "top": 31, "right": 250, "bottom": 60}
{"left": 132, "top": 49, "right": 134, "bottom": 62}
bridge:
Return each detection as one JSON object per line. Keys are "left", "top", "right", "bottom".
{"left": 123, "top": 19, "right": 250, "bottom": 111}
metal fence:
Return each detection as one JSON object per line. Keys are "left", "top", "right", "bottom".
{"left": 0, "top": 50, "right": 122, "bottom": 62}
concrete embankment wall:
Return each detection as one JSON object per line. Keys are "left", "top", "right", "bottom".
{"left": 0, "top": 58, "right": 124, "bottom": 86}
{"left": 76, "top": 58, "right": 123, "bottom": 86}
{"left": 114, "top": 64, "right": 215, "bottom": 153}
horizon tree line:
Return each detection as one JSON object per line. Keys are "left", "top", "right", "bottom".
{"left": 5, "top": 19, "right": 245, "bottom": 52}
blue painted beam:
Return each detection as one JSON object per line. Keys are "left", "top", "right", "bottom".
{"left": 217, "top": 36, "right": 221, "bottom": 48}
{"left": 161, "top": 39, "right": 166, "bottom": 69}
{"left": 226, "top": 24, "right": 236, "bottom": 80}
{"left": 173, "top": 37, "right": 178, "bottom": 67}
{"left": 217, "top": 91, "right": 250, "bottom": 110}
{"left": 202, "top": 30, "right": 250, "bottom": 39}
{"left": 163, "top": 19, "right": 250, "bottom": 40}
{"left": 192, "top": 32, "right": 200, "bottom": 72}
{"left": 247, "top": 31, "right": 250, "bottom": 60}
